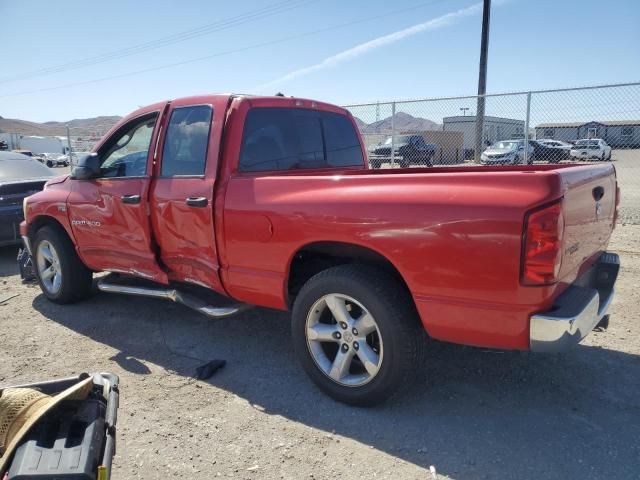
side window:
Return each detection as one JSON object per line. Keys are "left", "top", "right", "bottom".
{"left": 99, "top": 113, "right": 158, "bottom": 178}
{"left": 161, "top": 105, "right": 212, "bottom": 176}
{"left": 239, "top": 108, "right": 323, "bottom": 172}
{"left": 321, "top": 112, "right": 364, "bottom": 167}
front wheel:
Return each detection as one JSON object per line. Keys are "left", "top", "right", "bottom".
{"left": 33, "top": 226, "right": 93, "bottom": 304}
{"left": 291, "top": 265, "right": 424, "bottom": 406}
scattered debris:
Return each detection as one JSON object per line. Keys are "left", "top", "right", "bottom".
{"left": 429, "top": 465, "right": 437, "bottom": 479}
{"left": 0, "top": 293, "right": 19, "bottom": 304}
{"left": 17, "top": 248, "right": 35, "bottom": 282}
{"left": 194, "top": 360, "right": 226, "bottom": 380}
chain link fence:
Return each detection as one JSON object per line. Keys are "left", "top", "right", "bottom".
{"left": 344, "top": 82, "right": 640, "bottom": 223}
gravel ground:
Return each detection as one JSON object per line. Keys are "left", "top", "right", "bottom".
{"left": 0, "top": 224, "right": 639, "bottom": 480}
{"left": 3, "top": 152, "right": 640, "bottom": 478}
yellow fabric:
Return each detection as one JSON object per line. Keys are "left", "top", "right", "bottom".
{"left": 0, "top": 377, "right": 93, "bottom": 474}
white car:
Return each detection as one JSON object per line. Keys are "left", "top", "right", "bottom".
{"left": 480, "top": 140, "right": 534, "bottom": 165}
{"left": 570, "top": 138, "right": 612, "bottom": 161}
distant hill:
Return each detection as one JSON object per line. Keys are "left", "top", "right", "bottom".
{"left": 353, "top": 112, "right": 441, "bottom": 134}
{"left": 0, "top": 115, "right": 121, "bottom": 137}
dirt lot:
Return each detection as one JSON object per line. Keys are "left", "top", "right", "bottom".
{"left": 0, "top": 222, "right": 638, "bottom": 479}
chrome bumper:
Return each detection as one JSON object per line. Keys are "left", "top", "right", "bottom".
{"left": 530, "top": 252, "right": 619, "bottom": 353}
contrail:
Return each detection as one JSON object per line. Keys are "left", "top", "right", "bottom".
{"left": 256, "top": 2, "right": 483, "bottom": 91}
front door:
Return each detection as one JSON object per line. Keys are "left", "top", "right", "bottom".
{"left": 68, "top": 109, "right": 168, "bottom": 283}
{"left": 149, "top": 97, "right": 226, "bottom": 293}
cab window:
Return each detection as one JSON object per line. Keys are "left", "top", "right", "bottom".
{"left": 161, "top": 105, "right": 212, "bottom": 176}
{"left": 239, "top": 108, "right": 363, "bottom": 172}
{"left": 99, "top": 112, "right": 158, "bottom": 178}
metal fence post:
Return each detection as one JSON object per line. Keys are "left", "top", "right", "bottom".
{"left": 391, "top": 102, "right": 396, "bottom": 167}
{"left": 523, "top": 91, "right": 531, "bottom": 164}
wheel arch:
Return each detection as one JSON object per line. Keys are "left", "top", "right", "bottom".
{"left": 28, "top": 214, "right": 72, "bottom": 240}
{"left": 286, "top": 240, "right": 415, "bottom": 310}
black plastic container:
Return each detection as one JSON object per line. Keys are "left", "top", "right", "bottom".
{"left": 3, "top": 373, "right": 119, "bottom": 480}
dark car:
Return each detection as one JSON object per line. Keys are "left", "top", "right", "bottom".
{"left": 368, "top": 135, "right": 437, "bottom": 168}
{"left": 529, "top": 140, "right": 569, "bottom": 163}
{"left": 0, "top": 151, "right": 55, "bottom": 246}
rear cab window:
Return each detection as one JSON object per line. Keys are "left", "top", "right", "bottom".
{"left": 239, "top": 108, "right": 363, "bottom": 172}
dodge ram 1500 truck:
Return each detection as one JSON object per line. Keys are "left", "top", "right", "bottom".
{"left": 21, "top": 94, "right": 620, "bottom": 406}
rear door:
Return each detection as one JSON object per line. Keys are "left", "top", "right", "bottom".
{"left": 67, "top": 107, "right": 168, "bottom": 282}
{"left": 149, "top": 96, "right": 227, "bottom": 293}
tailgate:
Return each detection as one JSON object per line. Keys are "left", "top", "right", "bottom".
{"left": 558, "top": 163, "right": 617, "bottom": 280}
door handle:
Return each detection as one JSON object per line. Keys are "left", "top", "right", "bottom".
{"left": 186, "top": 196, "right": 208, "bottom": 208}
{"left": 121, "top": 194, "right": 141, "bottom": 204}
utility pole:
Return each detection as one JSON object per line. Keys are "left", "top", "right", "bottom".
{"left": 474, "top": 0, "right": 491, "bottom": 162}
{"left": 66, "top": 125, "right": 73, "bottom": 162}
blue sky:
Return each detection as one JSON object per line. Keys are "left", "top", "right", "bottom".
{"left": 1, "top": 0, "right": 638, "bottom": 122}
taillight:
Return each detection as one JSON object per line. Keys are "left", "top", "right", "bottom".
{"left": 522, "top": 201, "right": 564, "bottom": 285}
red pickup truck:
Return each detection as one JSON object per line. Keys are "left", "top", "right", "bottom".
{"left": 21, "top": 94, "right": 620, "bottom": 405}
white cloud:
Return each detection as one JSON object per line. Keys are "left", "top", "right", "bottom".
{"left": 256, "top": 2, "right": 483, "bottom": 91}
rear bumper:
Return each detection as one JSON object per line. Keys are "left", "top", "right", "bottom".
{"left": 530, "top": 252, "right": 619, "bottom": 352}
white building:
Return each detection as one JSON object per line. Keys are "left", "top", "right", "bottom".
{"left": 442, "top": 115, "right": 525, "bottom": 151}
{"left": 0, "top": 133, "right": 70, "bottom": 155}
{"left": 535, "top": 120, "right": 640, "bottom": 148}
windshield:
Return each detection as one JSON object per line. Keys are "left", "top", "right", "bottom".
{"left": 384, "top": 135, "right": 411, "bottom": 145}
{"left": 493, "top": 141, "right": 519, "bottom": 150}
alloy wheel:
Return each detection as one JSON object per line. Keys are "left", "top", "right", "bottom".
{"left": 305, "top": 293, "right": 383, "bottom": 387}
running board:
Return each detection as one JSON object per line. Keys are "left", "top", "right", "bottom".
{"left": 97, "top": 276, "right": 248, "bottom": 318}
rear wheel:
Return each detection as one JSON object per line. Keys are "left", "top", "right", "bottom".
{"left": 601, "top": 151, "right": 606, "bottom": 161}
{"left": 291, "top": 264, "right": 425, "bottom": 406}
{"left": 46, "top": 160, "right": 54, "bottom": 168}
{"left": 33, "top": 226, "right": 93, "bottom": 304}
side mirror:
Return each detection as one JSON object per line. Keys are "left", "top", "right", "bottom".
{"left": 71, "top": 153, "right": 100, "bottom": 180}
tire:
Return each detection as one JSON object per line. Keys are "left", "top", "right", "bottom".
{"left": 33, "top": 225, "right": 93, "bottom": 304}
{"left": 601, "top": 152, "right": 605, "bottom": 161}
{"left": 513, "top": 155, "right": 520, "bottom": 165}
{"left": 607, "top": 151, "right": 612, "bottom": 161}
{"left": 46, "top": 160, "right": 53, "bottom": 168}
{"left": 291, "top": 264, "right": 425, "bottom": 406}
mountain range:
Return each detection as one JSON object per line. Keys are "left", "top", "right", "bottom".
{"left": 0, "top": 115, "right": 122, "bottom": 137}
{"left": 0, "top": 111, "right": 440, "bottom": 138}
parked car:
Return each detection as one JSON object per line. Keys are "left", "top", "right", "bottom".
{"left": 41, "top": 152, "right": 70, "bottom": 168}
{"left": 20, "top": 94, "right": 620, "bottom": 406}
{"left": 528, "top": 139, "right": 569, "bottom": 163}
{"left": 368, "top": 135, "right": 436, "bottom": 168}
{"left": 570, "top": 138, "right": 612, "bottom": 161}
{"left": 12, "top": 149, "right": 34, "bottom": 157}
{"left": 0, "top": 151, "right": 55, "bottom": 247}
{"left": 480, "top": 139, "right": 534, "bottom": 165}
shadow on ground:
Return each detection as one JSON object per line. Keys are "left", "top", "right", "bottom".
{"left": 31, "top": 287, "right": 640, "bottom": 480}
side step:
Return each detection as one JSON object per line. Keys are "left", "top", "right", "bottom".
{"left": 97, "top": 274, "right": 249, "bottom": 318}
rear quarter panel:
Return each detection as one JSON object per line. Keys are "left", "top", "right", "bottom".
{"left": 221, "top": 169, "right": 567, "bottom": 349}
